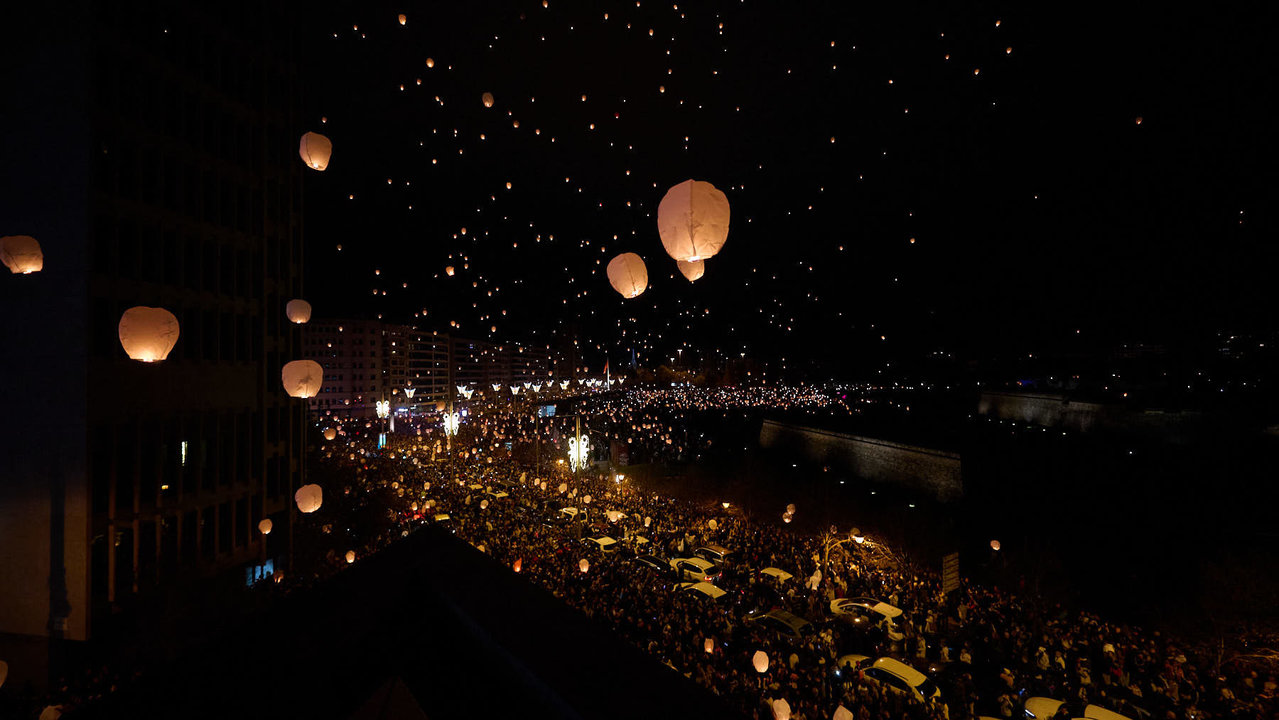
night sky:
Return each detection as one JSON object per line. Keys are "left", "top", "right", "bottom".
{"left": 301, "top": 1, "right": 1276, "bottom": 378}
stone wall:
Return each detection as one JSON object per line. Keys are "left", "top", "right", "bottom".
{"left": 759, "top": 421, "right": 963, "bottom": 501}
{"left": 976, "top": 391, "right": 1205, "bottom": 437}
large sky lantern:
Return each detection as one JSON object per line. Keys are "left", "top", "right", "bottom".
{"left": 482, "top": 92, "right": 495, "bottom": 108}
{"left": 607, "top": 252, "right": 648, "bottom": 298}
{"left": 771, "top": 698, "right": 791, "bottom": 720}
{"left": 282, "top": 360, "right": 324, "bottom": 398}
{"left": 298, "top": 131, "right": 332, "bottom": 171}
{"left": 1, "top": 234, "right": 43, "bottom": 274}
{"left": 286, "top": 299, "right": 312, "bottom": 324}
{"left": 324, "top": 428, "right": 337, "bottom": 441}
{"left": 752, "top": 650, "right": 769, "bottom": 673}
{"left": 258, "top": 519, "right": 273, "bottom": 535}
{"left": 657, "top": 179, "right": 731, "bottom": 262}
{"left": 295, "top": 483, "right": 323, "bottom": 513}
{"left": 118, "top": 306, "right": 180, "bottom": 362}
{"left": 445, "top": 265, "right": 455, "bottom": 276}
{"left": 677, "top": 258, "right": 705, "bottom": 282}
{"left": 834, "top": 706, "right": 854, "bottom": 720}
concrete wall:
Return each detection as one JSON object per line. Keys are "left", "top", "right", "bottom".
{"left": 759, "top": 421, "right": 963, "bottom": 501}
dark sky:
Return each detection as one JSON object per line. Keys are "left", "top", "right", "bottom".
{"left": 301, "top": 0, "right": 1276, "bottom": 378}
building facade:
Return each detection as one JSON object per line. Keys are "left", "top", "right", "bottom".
{"left": 0, "top": 0, "right": 303, "bottom": 670}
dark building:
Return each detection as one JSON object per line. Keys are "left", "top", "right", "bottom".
{"left": 0, "top": 1, "right": 303, "bottom": 683}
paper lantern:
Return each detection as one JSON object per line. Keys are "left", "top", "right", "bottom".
{"left": 345, "top": 550, "right": 356, "bottom": 564}
{"left": 657, "top": 179, "right": 730, "bottom": 262}
{"left": 513, "top": 558, "right": 522, "bottom": 572}
{"left": 324, "top": 428, "right": 337, "bottom": 441}
{"left": 258, "top": 519, "right": 273, "bottom": 535}
{"left": 579, "top": 558, "right": 590, "bottom": 572}
{"left": 786, "top": 503, "right": 796, "bottom": 515}
{"left": 482, "top": 92, "right": 495, "bottom": 108}
{"left": 286, "top": 299, "right": 312, "bottom": 324}
{"left": 644, "top": 516, "right": 651, "bottom": 527}
{"left": 752, "top": 650, "right": 769, "bottom": 673}
{"left": 282, "top": 360, "right": 324, "bottom": 398}
{"left": 0, "top": 235, "right": 43, "bottom": 274}
{"left": 708, "top": 519, "right": 718, "bottom": 530}
{"left": 834, "top": 706, "right": 854, "bottom": 720}
{"left": 480, "top": 499, "right": 489, "bottom": 509}
{"left": 426, "top": 57, "right": 435, "bottom": 68}
{"left": 677, "top": 258, "right": 704, "bottom": 282}
{"left": 704, "top": 638, "right": 714, "bottom": 653}
{"left": 398, "top": 13, "right": 407, "bottom": 24}
{"left": 558, "top": 482, "right": 568, "bottom": 494}
{"left": 782, "top": 513, "right": 792, "bottom": 523}
{"left": 295, "top": 484, "right": 323, "bottom": 513}
{"left": 445, "top": 265, "right": 455, "bottom": 276}
{"left": 118, "top": 306, "right": 180, "bottom": 362}
{"left": 607, "top": 252, "right": 648, "bottom": 298}
{"left": 990, "top": 539, "right": 1001, "bottom": 551}
{"left": 582, "top": 495, "right": 592, "bottom": 504}
{"left": 299, "top": 132, "right": 332, "bottom": 171}
{"left": 772, "top": 698, "right": 791, "bottom": 720}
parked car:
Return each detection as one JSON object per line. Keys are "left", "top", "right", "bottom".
{"left": 632, "top": 554, "right": 678, "bottom": 580}
{"left": 839, "top": 656, "right": 940, "bottom": 702}
{"left": 670, "top": 557, "right": 722, "bottom": 583}
{"left": 746, "top": 609, "right": 816, "bottom": 640}
{"left": 693, "top": 544, "right": 732, "bottom": 564}
{"left": 677, "top": 581, "right": 728, "bottom": 601}
{"left": 581, "top": 534, "right": 619, "bottom": 554}
{"left": 829, "top": 597, "right": 906, "bottom": 641}
{"left": 484, "top": 490, "right": 509, "bottom": 502}
{"left": 1024, "top": 698, "right": 1135, "bottom": 720}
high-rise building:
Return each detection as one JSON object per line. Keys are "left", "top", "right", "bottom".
{"left": 0, "top": 1, "right": 303, "bottom": 672}
{"left": 303, "top": 319, "right": 388, "bottom": 418}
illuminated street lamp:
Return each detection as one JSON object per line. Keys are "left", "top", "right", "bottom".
{"left": 376, "top": 400, "right": 390, "bottom": 419}
{"left": 568, "top": 435, "right": 590, "bottom": 473}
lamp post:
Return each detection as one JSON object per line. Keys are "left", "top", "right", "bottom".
{"left": 443, "top": 405, "right": 460, "bottom": 485}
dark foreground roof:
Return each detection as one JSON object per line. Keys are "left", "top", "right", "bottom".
{"left": 80, "top": 526, "right": 744, "bottom": 719}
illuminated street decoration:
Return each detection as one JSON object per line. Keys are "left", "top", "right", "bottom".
{"left": 443, "top": 411, "right": 460, "bottom": 437}
{"left": 376, "top": 400, "right": 390, "bottom": 419}
{"left": 568, "top": 434, "right": 590, "bottom": 472}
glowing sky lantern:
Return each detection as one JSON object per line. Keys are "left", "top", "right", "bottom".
{"left": 579, "top": 558, "right": 590, "bottom": 572}
{"left": 345, "top": 550, "right": 356, "bottom": 564}
{"left": 323, "top": 428, "right": 337, "bottom": 441}
{"left": 677, "top": 258, "right": 705, "bottom": 282}
{"left": 285, "top": 299, "right": 312, "bottom": 324}
{"left": 772, "top": 698, "right": 791, "bottom": 720}
{"left": 398, "top": 13, "right": 407, "bottom": 25}
{"left": 657, "top": 179, "right": 730, "bottom": 262}
{"left": 258, "top": 519, "right": 273, "bottom": 535}
{"left": 426, "top": 57, "right": 435, "bottom": 68}
{"left": 446, "top": 265, "right": 455, "bottom": 276}
{"left": 295, "top": 483, "right": 323, "bottom": 513}
{"left": 299, "top": 131, "right": 332, "bottom": 171}
{"left": 118, "top": 306, "right": 180, "bottom": 362}
{"left": 607, "top": 252, "right": 648, "bottom": 298}
{"left": 834, "top": 706, "right": 854, "bottom": 720}
{"left": 0, "top": 235, "right": 43, "bottom": 274}
{"left": 482, "top": 92, "right": 495, "bottom": 108}
{"left": 281, "top": 360, "right": 324, "bottom": 398}
{"left": 752, "top": 650, "right": 769, "bottom": 673}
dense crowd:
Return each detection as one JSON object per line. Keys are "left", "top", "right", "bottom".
{"left": 291, "top": 390, "right": 1279, "bottom": 720}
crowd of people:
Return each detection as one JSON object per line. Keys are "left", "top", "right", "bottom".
{"left": 292, "top": 389, "right": 1279, "bottom": 720}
